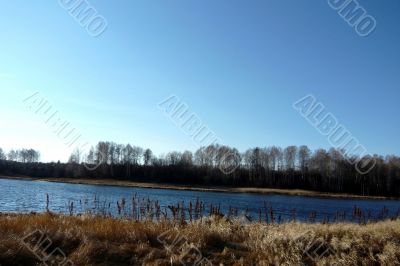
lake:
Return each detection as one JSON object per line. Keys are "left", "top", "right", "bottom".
{"left": 1, "top": 178, "right": 399, "bottom": 223}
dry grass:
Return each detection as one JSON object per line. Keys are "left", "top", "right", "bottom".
{"left": 1, "top": 213, "right": 400, "bottom": 265}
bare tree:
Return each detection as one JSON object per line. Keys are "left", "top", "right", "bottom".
{"left": 123, "top": 144, "right": 133, "bottom": 164}
{"left": 205, "top": 145, "right": 218, "bottom": 167}
{"left": 298, "top": 145, "right": 311, "bottom": 173}
{"left": 243, "top": 149, "right": 253, "bottom": 169}
{"left": 86, "top": 147, "right": 95, "bottom": 164}
{"left": 268, "top": 146, "right": 282, "bottom": 171}
{"left": 96, "top": 141, "right": 110, "bottom": 165}
{"left": 143, "top": 148, "right": 153, "bottom": 166}
{"left": 181, "top": 150, "right": 193, "bottom": 166}
{"left": 3, "top": 141, "right": 400, "bottom": 197}
{"left": 310, "top": 149, "right": 330, "bottom": 176}
{"left": 69, "top": 148, "right": 82, "bottom": 163}
{"left": 194, "top": 147, "right": 207, "bottom": 166}
{"left": 260, "top": 148, "right": 270, "bottom": 171}
{"left": 132, "top": 146, "right": 143, "bottom": 165}
{"left": 7, "top": 149, "right": 18, "bottom": 161}
{"left": 108, "top": 142, "right": 118, "bottom": 165}
{"left": 0, "top": 148, "right": 6, "bottom": 160}
{"left": 166, "top": 151, "right": 182, "bottom": 165}
{"left": 284, "top": 146, "right": 297, "bottom": 170}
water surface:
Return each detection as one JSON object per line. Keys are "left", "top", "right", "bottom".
{"left": 0, "top": 178, "right": 398, "bottom": 222}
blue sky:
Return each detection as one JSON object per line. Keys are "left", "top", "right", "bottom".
{"left": 0, "top": 0, "right": 399, "bottom": 162}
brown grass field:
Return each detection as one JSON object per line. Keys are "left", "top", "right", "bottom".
{"left": 1, "top": 213, "right": 400, "bottom": 265}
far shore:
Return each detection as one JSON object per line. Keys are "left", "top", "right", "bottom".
{"left": 0, "top": 175, "right": 397, "bottom": 200}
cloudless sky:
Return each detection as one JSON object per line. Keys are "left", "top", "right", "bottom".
{"left": 0, "top": 0, "right": 399, "bottom": 162}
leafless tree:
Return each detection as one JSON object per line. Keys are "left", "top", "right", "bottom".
{"left": 69, "top": 148, "right": 82, "bottom": 163}
{"left": 284, "top": 146, "right": 297, "bottom": 170}
{"left": 181, "top": 150, "right": 193, "bottom": 166}
{"left": 194, "top": 147, "right": 207, "bottom": 166}
{"left": 0, "top": 148, "right": 6, "bottom": 160}
{"left": 86, "top": 147, "right": 95, "bottom": 164}
{"left": 17, "top": 140, "right": 400, "bottom": 197}
{"left": 298, "top": 145, "right": 311, "bottom": 173}
{"left": 131, "top": 146, "right": 143, "bottom": 165}
{"left": 143, "top": 149, "right": 153, "bottom": 166}
{"left": 166, "top": 151, "right": 182, "bottom": 165}
{"left": 268, "top": 146, "right": 281, "bottom": 171}
{"left": 7, "top": 149, "right": 18, "bottom": 161}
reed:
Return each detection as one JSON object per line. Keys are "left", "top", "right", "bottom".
{"left": 1, "top": 212, "right": 400, "bottom": 265}
{"left": 44, "top": 194, "right": 400, "bottom": 224}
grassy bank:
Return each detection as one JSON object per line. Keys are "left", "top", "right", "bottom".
{"left": 1, "top": 213, "right": 400, "bottom": 265}
{"left": 0, "top": 175, "right": 395, "bottom": 200}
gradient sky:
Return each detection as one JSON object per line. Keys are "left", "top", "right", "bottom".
{"left": 0, "top": 0, "right": 399, "bottom": 162}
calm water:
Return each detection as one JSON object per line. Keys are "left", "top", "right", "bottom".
{"left": 0, "top": 178, "right": 399, "bottom": 222}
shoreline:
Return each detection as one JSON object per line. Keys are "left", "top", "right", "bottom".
{"left": 0, "top": 175, "right": 397, "bottom": 200}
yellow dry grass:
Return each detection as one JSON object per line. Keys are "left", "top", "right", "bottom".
{"left": 0, "top": 213, "right": 400, "bottom": 265}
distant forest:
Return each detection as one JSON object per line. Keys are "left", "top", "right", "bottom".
{"left": 0, "top": 142, "right": 399, "bottom": 197}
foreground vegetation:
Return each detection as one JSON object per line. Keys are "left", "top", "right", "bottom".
{"left": 1, "top": 213, "right": 400, "bottom": 265}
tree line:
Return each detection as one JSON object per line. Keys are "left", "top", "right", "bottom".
{"left": 0, "top": 148, "right": 40, "bottom": 163}
{"left": 0, "top": 142, "right": 399, "bottom": 197}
